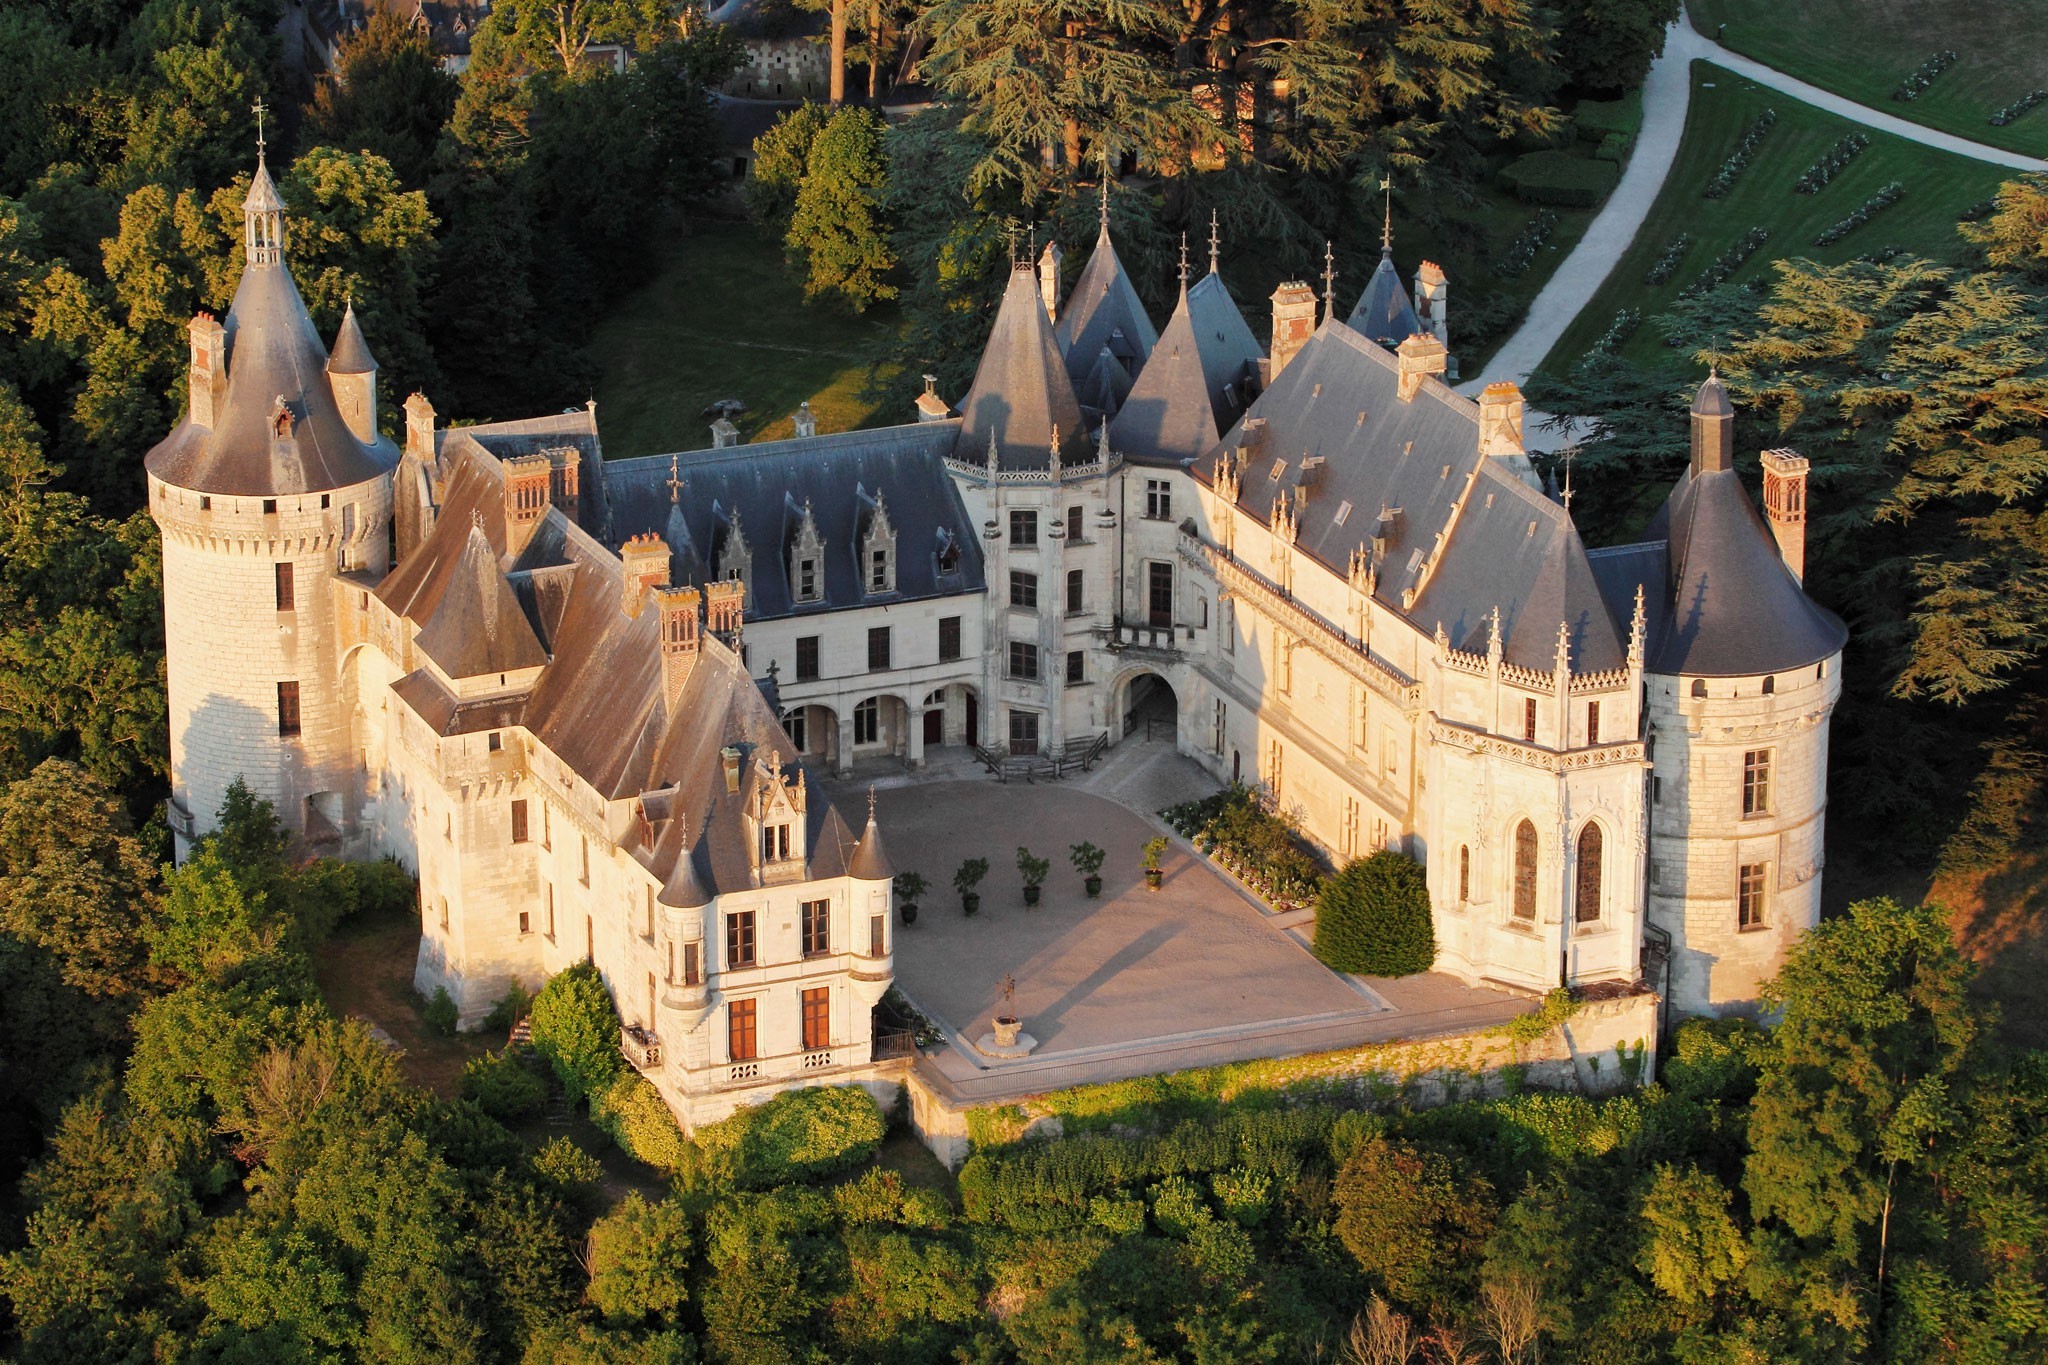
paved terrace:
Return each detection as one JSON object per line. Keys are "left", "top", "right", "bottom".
{"left": 826, "top": 739, "right": 1532, "bottom": 1108}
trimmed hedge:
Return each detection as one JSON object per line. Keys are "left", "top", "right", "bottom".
{"left": 1574, "top": 92, "right": 1642, "bottom": 141}
{"left": 592, "top": 1072, "right": 690, "bottom": 1172}
{"left": 1311, "top": 850, "right": 1435, "bottom": 977}
{"left": 1496, "top": 150, "right": 1620, "bottom": 208}
{"left": 691, "top": 1085, "right": 886, "bottom": 1189}
{"left": 460, "top": 1049, "right": 546, "bottom": 1122}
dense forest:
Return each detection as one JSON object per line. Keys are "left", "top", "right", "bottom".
{"left": 1, "top": 0, "right": 2046, "bottom": 1360}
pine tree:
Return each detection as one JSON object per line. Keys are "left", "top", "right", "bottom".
{"left": 787, "top": 107, "right": 898, "bottom": 312}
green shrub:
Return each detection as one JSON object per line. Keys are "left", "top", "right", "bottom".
{"left": 591, "top": 1072, "right": 690, "bottom": 1172}
{"left": 1663, "top": 1017, "right": 1766, "bottom": 1104}
{"left": 460, "top": 1049, "right": 546, "bottom": 1122}
{"left": 586, "top": 1193, "right": 693, "bottom": 1327}
{"left": 1089, "top": 1194, "right": 1145, "bottom": 1235}
{"left": 421, "top": 985, "right": 459, "bottom": 1036}
{"left": 1596, "top": 131, "right": 1633, "bottom": 163}
{"left": 691, "top": 1085, "right": 886, "bottom": 1189}
{"left": 1312, "top": 851, "right": 1436, "bottom": 976}
{"left": 530, "top": 1135, "right": 606, "bottom": 1200}
{"left": 1149, "top": 1173, "right": 1210, "bottom": 1235}
{"left": 1496, "top": 149, "right": 1620, "bottom": 207}
{"left": 528, "top": 961, "right": 624, "bottom": 1106}
{"left": 483, "top": 979, "right": 532, "bottom": 1033}
{"left": 1211, "top": 1167, "right": 1273, "bottom": 1226}
{"left": 1575, "top": 91, "right": 1643, "bottom": 140}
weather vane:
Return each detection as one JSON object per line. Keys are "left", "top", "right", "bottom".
{"left": 1207, "top": 209, "right": 1220, "bottom": 276}
{"left": 1379, "top": 173, "right": 1393, "bottom": 251}
{"left": 666, "top": 452, "right": 684, "bottom": 504}
{"left": 252, "top": 98, "right": 268, "bottom": 156}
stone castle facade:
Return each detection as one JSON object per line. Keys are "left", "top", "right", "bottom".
{"left": 150, "top": 160, "right": 1844, "bottom": 1128}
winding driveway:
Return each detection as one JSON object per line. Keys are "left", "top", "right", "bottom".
{"left": 1461, "top": 14, "right": 2048, "bottom": 396}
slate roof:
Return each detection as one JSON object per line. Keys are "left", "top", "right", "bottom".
{"left": 1346, "top": 249, "right": 1423, "bottom": 347}
{"left": 1055, "top": 226, "right": 1159, "bottom": 394}
{"left": 413, "top": 524, "right": 550, "bottom": 679}
{"left": 954, "top": 264, "right": 1090, "bottom": 470}
{"left": 1649, "top": 464, "right": 1847, "bottom": 677}
{"left": 143, "top": 233, "right": 398, "bottom": 497}
{"left": 328, "top": 301, "right": 376, "bottom": 375}
{"left": 381, "top": 442, "right": 866, "bottom": 895}
{"left": 1198, "top": 322, "right": 1626, "bottom": 674}
{"left": 602, "top": 422, "right": 986, "bottom": 619}
{"left": 1078, "top": 346, "right": 1132, "bottom": 419}
{"left": 441, "top": 408, "right": 611, "bottom": 538}
{"left": 847, "top": 810, "right": 893, "bottom": 880}
{"left": 1110, "top": 270, "right": 1264, "bottom": 468}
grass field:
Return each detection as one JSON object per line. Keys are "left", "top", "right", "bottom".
{"left": 588, "top": 220, "right": 900, "bottom": 461}
{"left": 1689, "top": 0, "right": 2048, "bottom": 158}
{"left": 1537, "top": 64, "right": 2014, "bottom": 379}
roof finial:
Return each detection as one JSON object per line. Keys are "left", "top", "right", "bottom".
{"left": 1321, "top": 240, "right": 1337, "bottom": 324}
{"left": 666, "top": 452, "right": 683, "bottom": 505}
{"left": 1096, "top": 419, "right": 1111, "bottom": 463}
{"left": 252, "top": 97, "right": 268, "bottom": 160}
{"left": 1208, "top": 210, "right": 1221, "bottom": 276}
{"left": 1379, "top": 173, "right": 1393, "bottom": 254}
{"left": 1561, "top": 444, "right": 1577, "bottom": 513}
{"left": 1098, "top": 161, "right": 1110, "bottom": 235}
{"left": 1177, "top": 232, "right": 1189, "bottom": 289}
{"left": 867, "top": 784, "right": 877, "bottom": 822}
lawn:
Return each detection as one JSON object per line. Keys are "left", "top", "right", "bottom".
{"left": 1538, "top": 64, "right": 2014, "bottom": 379}
{"left": 588, "top": 219, "right": 901, "bottom": 460}
{"left": 1689, "top": 0, "right": 2048, "bottom": 158}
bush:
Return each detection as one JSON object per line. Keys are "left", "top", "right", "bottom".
{"left": 586, "top": 1193, "right": 693, "bottom": 1327}
{"left": 1574, "top": 92, "right": 1642, "bottom": 141}
{"left": 691, "top": 1085, "right": 886, "bottom": 1189}
{"left": 530, "top": 1135, "right": 606, "bottom": 1201}
{"left": 483, "top": 979, "right": 532, "bottom": 1033}
{"left": 1496, "top": 150, "right": 1619, "bottom": 207}
{"left": 1312, "top": 851, "right": 1435, "bottom": 977}
{"left": 591, "top": 1072, "right": 689, "bottom": 1172}
{"left": 1595, "top": 131, "right": 1632, "bottom": 164}
{"left": 461, "top": 1049, "right": 546, "bottom": 1122}
{"left": 422, "top": 985, "right": 459, "bottom": 1036}
{"left": 528, "top": 962, "right": 625, "bottom": 1106}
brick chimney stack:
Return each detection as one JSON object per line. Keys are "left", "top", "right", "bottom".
{"left": 1396, "top": 333, "right": 1447, "bottom": 402}
{"left": 1268, "top": 281, "right": 1318, "bottom": 381}
{"left": 1477, "top": 382, "right": 1524, "bottom": 457}
{"left": 503, "top": 453, "right": 552, "bottom": 556}
{"left": 657, "top": 585, "right": 703, "bottom": 713}
{"left": 620, "top": 533, "right": 670, "bottom": 616}
{"left": 704, "top": 577, "right": 744, "bottom": 643}
{"left": 1761, "top": 449, "right": 1809, "bottom": 583}
{"left": 188, "top": 314, "right": 227, "bottom": 429}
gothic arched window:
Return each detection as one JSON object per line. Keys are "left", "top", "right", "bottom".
{"left": 1512, "top": 820, "right": 1538, "bottom": 920}
{"left": 1574, "top": 824, "right": 1602, "bottom": 923}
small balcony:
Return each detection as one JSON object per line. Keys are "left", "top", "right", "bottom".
{"left": 1105, "top": 619, "right": 1185, "bottom": 659}
{"left": 621, "top": 1024, "right": 661, "bottom": 1070}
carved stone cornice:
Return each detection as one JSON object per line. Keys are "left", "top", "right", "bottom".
{"left": 1429, "top": 716, "right": 1646, "bottom": 774}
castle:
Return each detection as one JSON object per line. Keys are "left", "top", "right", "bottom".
{"left": 149, "top": 155, "right": 1843, "bottom": 1127}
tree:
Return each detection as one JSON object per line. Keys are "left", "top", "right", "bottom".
{"left": 1333, "top": 1135, "right": 1494, "bottom": 1316}
{"left": 787, "top": 106, "right": 897, "bottom": 311}
{"left": 585, "top": 1193, "right": 694, "bottom": 1327}
{"left": 1636, "top": 1164, "right": 1748, "bottom": 1308}
{"left": 1550, "top": 0, "right": 1679, "bottom": 93}
{"left": 528, "top": 961, "right": 625, "bottom": 1106}
{"left": 483, "top": 0, "right": 675, "bottom": 72}
{"left": 1312, "top": 850, "right": 1435, "bottom": 976}
{"left": 309, "top": 9, "right": 460, "bottom": 188}
{"left": 746, "top": 103, "right": 831, "bottom": 234}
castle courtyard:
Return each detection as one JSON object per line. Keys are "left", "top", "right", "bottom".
{"left": 836, "top": 743, "right": 1536, "bottom": 1106}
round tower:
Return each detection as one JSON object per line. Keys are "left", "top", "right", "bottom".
{"left": 146, "top": 148, "right": 399, "bottom": 858}
{"left": 1642, "top": 376, "right": 1846, "bottom": 1015}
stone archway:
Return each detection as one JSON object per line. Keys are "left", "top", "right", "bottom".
{"left": 1113, "top": 670, "right": 1180, "bottom": 744}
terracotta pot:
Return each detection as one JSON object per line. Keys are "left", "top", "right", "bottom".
{"left": 993, "top": 1016, "right": 1023, "bottom": 1048}
{"left": 961, "top": 892, "right": 980, "bottom": 916}
{"left": 1023, "top": 885, "right": 1041, "bottom": 906}
{"left": 1145, "top": 868, "right": 1164, "bottom": 890}
{"left": 1085, "top": 875, "right": 1102, "bottom": 897}
{"left": 900, "top": 902, "right": 918, "bottom": 926}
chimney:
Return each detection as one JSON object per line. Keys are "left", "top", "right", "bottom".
{"left": 1477, "top": 383, "right": 1524, "bottom": 457}
{"left": 620, "top": 532, "right": 670, "bottom": 616}
{"left": 1269, "top": 281, "right": 1318, "bottom": 380}
{"left": 188, "top": 314, "right": 227, "bottom": 429}
{"left": 1690, "top": 374, "right": 1734, "bottom": 476}
{"left": 1396, "top": 333, "right": 1447, "bottom": 402}
{"left": 914, "top": 374, "right": 950, "bottom": 423}
{"left": 547, "top": 446, "right": 581, "bottom": 521}
{"left": 1038, "top": 239, "right": 1064, "bottom": 321}
{"left": 656, "top": 585, "right": 702, "bottom": 713}
{"left": 1761, "top": 449, "right": 1809, "bottom": 583}
{"left": 404, "top": 392, "right": 435, "bottom": 464}
{"left": 704, "top": 576, "right": 744, "bottom": 642}
{"left": 793, "top": 401, "right": 817, "bottom": 439}
{"left": 710, "top": 417, "right": 739, "bottom": 449}
{"left": 1414, "top": 262, "right": 1449, "bottom": 349}
{"left": 720, "top": 744, "right": 742, "bottom": 792}
{"left": 503, "top": 453, "right": 552, "bottom": 555}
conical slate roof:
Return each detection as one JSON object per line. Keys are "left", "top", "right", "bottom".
{"left": 243, "top": 156, "right": 286, "bottom": 214}
{"left": 1650, "top": 466, "right": 1846, "bottom": 677}
{"left": 1079, "top": 345, "right": 1132, "bottom": 418}
{"left": 954, "top": 263, "right": 1089, "bottom": 470}
{"left": 847, "top": 808, "right": 893, "bottom": 880}
{"left": 1055, "top": 226, "right": 1158, "bottom": 390}
{"left": 1110, "top": 270, "right": 1264, "bottom": 467}
{"left": 328, "top": 300, "right": 376, "bottom": 375}
{"left": 414, "top": 524, "right": 550, "bottom": 679}
{"left": 1346, "top": 249, "right": 1422, "bottom": 347}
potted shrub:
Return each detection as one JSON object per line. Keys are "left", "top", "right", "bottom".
{"left": 893, "top": 870, "right": 928, "bottom": 926}
{"left": 1143, "top": 836, "right": 1169, "bottom": 891}
{"left": 1070, "top": 841, "right": 1106, "bottom": 897}
{"left": 1017, "top": 847, "right": 1051, "bottom": 906}
{"left": 992, "top": 972, "right": 1022, "bottom": 1048}
{"left": 954, "top": 857, "right": 988, "bottom": 915}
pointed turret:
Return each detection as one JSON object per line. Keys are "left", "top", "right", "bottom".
{"left": 1054, "top": 218, "right": 1158, "bottom": 391}
{"left": 1689, "top": 371, "right": 1734, "bottom": 476}
{"left": 328, "top": 300, "right": 379, "bottom": 444}
{"left": 1110, "top": 261, "right": 1263, "bottom": 467}
{"left": 848, "top": 792, "right": 893, "bottom": 881}
{"left": 953, "top": 263, "right": 1089, "bottom": 470}
{"left": 1347, "top": 247, "right": 1423, "bottom": 347}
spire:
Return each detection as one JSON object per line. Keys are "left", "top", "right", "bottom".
{"left": 847, "top": 785, "right": 893, "bottom": 881}
{"left": 1099, "top": 167, "right": 1110, "bottom": 236}
{"left": 1379, "top": 173, "right": 1393, "bottom": 255}
{"left": 328, "top": 297, "right": 376, "bottom": 375}
{"left": 1322, "top": 241, "right": 1336, "bottom": 324}
{"left": 1177, "top": 232, "right": 1189, "bottom": 291}
{"left": 243, "top": 115, "right": 287, "bottom": 268}
{"left": 1208, "top": 210, "right": 1221, "bottom": 276}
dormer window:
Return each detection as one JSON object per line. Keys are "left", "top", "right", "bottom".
{"left": 936, "top": 529, "right": 960, "bottom": 574}
{"left": 718, "top": 507, "right": 751, "bottom": 604}
{"left": 761, "top": 822, "right": 790, "bottom": 862}
{"left": 862, "top": 491, "right": 897, "bottom": 596}
{"left": 789, "top": 498, "right": 825, "bottom": 605}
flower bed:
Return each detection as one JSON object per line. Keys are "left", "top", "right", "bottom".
{"left": 1680, "top": 227, "right": 1770, "bottom": 298}
{"left": 1645, "top": 233, "right": 1692, "bottom": 286}
{"left": 1589, "top": 308, "right": 1641, "bottom": 354}
{"left": 1815, "top": 183, "right": 1904, "bottom": 246}
{"left": 1702, "top": 109, "right": 1774, "bottom": 199}
{"left": 1796, "top": 133, "right": 1869, "bottom": 194}
{"left": 1161, "top": 784, "right": 1325, "bottom": 914}
{"left": 1892, "top": 50, "right": 1956, "bottom": 103}
{"left": 1493, "top": 209, "right": 1559, "bottom": 280}
{"left": 1991, "top": 91, "right": 2047, "bottom": 128}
